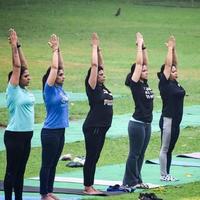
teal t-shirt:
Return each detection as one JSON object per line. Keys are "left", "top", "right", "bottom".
{"left": 6, "top": 83, "right": 35, "bottom": 131}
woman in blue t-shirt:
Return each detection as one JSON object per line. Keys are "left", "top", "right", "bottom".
{"left": 122, "top": 32, "right": 154, "bottom": 191}
{"left": 82, "top": 33, "right": 113, "bottom": 195}
{"left": 39, "top": 34, "right": 69, "bottom": 200}
{"left": 157, "top": 36, "right": 185, "bottom": 182}
{"left": 4, "top": 29, "right": 35, "bottom": 200}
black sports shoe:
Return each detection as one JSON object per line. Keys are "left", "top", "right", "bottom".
{"left": 138, "top": 192, "right": 163, "bottom": 200}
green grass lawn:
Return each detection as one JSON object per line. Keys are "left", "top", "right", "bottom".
{"left": 0, "top": 0, "right": 200, "bottom": 125}
{"left": 0, "top": 0, "right": 200, "bottom": 199}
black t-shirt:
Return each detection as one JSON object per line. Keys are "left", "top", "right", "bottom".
{"left": 83, "top": 83, "right": 113, "bottom": 128}
{"left": 158, "top": 73, "right": 185, "bottom": 123}
{"left": 130, "top": 80, "right": 154, "bottom": 123}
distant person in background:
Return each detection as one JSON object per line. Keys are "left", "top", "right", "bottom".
{"left": 40, "top": 34, "right": 69, "bottom": 200}
{"left": 82, "top": 33, "right": 113, "bottom": 194}
{"left": 122, "top": 32, "right": 154, "bottom": 191}
{"left": 158, "top": 36, "right": 185, "bottom": 181}
{"left": 4, "top": 28, "right": 35, "bottom": 200}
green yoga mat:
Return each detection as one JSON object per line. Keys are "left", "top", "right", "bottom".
{"left": 28, "top": 162, "right": 200, "bottom": 190}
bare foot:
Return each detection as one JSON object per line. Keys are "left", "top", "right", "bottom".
{"left": 48, "top": 193, "right": 60, "bottom": 200}
{"left": 83, "top": 186, "right": 103, "bottom": 195}
{"left": 41, "top": 194, "right": 54, "bottom": 200}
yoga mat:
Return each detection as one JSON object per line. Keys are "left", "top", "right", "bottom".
{"left": 1, "top": 105, "right": 200, "bottom": 151}
{"left": 176, "top": 152, "right": 200, "bottom": 159}
{"left": 0, "top": 194, "right": 42, "bottom": 200}
{"left": 145, "top": 156, "right": 200, "bottom": 167}
{"left": 0, "top": 180, "right": 126, "bottom": 197}
{"left": 0, "top": 91, "right": 122, "bottom": 108}
{"left": 30, "top": 177, "right": 160, "bottom": 189}
{"left": 50, "top": 163, "right": 200, "bottom": 188}
{"left": 0, "top": 91, "right": 88, "bottom": 108}
{"left": 2, "top": 162, "right": 200, "bottom": 199}
{"left": 31, "top": 177, "right": 121, "bottom": 186}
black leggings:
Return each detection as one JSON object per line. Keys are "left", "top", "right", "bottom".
{"left": 4, "top": 130, "right": 33, "bottom": 200}
{"left": 83, "top": 126, "right": 109, "bottom": 186}
{"left": 40, "top": 128, "right": 65, "bottom": 195}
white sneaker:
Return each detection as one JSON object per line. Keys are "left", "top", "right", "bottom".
{"left": 119, "top": 185, "right": 135, "bottom": 193}
{"left": 168, "top": 174, "right": 179, "bottom": 181}
{"left": 59, "top": 153, "right": 72, "bottom": 161}
{"left": 73, "top": 156, "right": 85, "bottom": 165}
{"left": 160, "top": 174, "right": 178, "bottom": 182}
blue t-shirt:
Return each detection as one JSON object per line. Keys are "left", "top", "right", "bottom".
{"left": 43, "top": 83, "right": 69, "bottom": 129}
{"left": 6, "top": 83, "right": 35, "bottom": 131}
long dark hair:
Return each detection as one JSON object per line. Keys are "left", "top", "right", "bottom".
{"left": 157, "top": 64, "right": 165, "bottom": 79}
{"left": 42, "top": 66, "right": 63, "bottom": 91}
{"left": 157, "top": 64, "right": 176, "bottom": 78}
{"left": 125, "top": 63, "right": 136, "bottom": 87}
{"left": 85, "top": 65, "right": 103, "bottom": 87}
{"left": 8, "top": 66, "right": 27, "bottom": 82}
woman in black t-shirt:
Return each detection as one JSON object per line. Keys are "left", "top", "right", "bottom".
{"left": 82, "top": 33, "right": 113, "bottom": 194}
{"left": 157, "top": 36, "right": 185, "bottom": 182}
{"left": 122, "top": 32, "right": 154, "bottom": 191}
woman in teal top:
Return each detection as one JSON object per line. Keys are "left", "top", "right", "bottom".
{"left": 4, "top": 29, "right": 35, "bottom": 200}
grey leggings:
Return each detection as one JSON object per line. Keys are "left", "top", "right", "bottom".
{"left": 123, "top": 120, "right": 151, "bottom": 186}
{"left": 159, "top": 116, "right": 180, "bottom": 176}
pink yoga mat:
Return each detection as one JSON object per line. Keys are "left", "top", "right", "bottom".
{"left": 176, "top": 152, "right": 200, "bottom": 159}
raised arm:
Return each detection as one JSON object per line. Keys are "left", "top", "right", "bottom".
{"left": 9, "top": 29, "right": 21, "bottom": 86}
{"left": 46, "top": 34, "right": 59, "bottom": 86}
{"left": 58, "top": 48, "right": 64, "bottom": 69}
{"left": 88, "top": 32, "right": 99, "bottom": 89}
{"left": 97, "top": 46, "right": 104, "bottom": 68}
{"left": 172, "top": 45, "right": 177, "bottom": 67}
{"left": 163, "top": 36, "right": 175, "bottom": 79}
{"left": 142, "top": 41, "right": 148, "bottom": 66}
{"left": 17, "top": 40, "right": 28, "bottom": 68}
{"left": 131, "top": 32, "right": 143, "bottom": 82}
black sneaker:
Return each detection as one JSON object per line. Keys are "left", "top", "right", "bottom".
{"left": 138, "top": 192, "right": 163, "bottom": 200}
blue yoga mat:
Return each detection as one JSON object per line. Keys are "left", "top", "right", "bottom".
{"left": 0, "top": 194, "right": 80, "bottom": 200}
